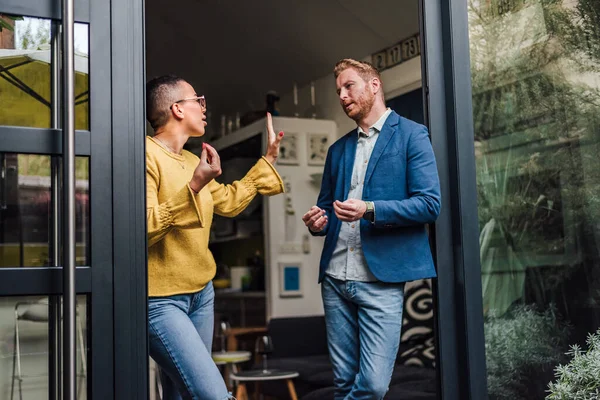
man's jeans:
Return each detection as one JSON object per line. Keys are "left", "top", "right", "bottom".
{"left": 148, "top": 282, "right": 231, "bottom": 400}
{"left": 322, "top": 275, "right": 405, "bottom": 400}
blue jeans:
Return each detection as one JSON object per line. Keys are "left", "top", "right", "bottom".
{"left": 148, "top": 282, "right": 231, "bottom": 400}
{"left": 322, "top": 275, "right": 405, "bottom": 400}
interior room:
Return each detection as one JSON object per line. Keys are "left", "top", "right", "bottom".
{"left": 145, "top": 1, "right": 437, "bottom": 399}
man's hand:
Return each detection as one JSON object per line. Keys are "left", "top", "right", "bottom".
{"left": 264, "top": 112, "right": 284, "bottom": 164}
{"left": 189, "top": 143, "right": 222, "bottom": 193}
{"left": 302, "top": 206, "right": 328, "bottom": 233}
{"left": 333, "top": 199, "right": 367, "bottom": 222}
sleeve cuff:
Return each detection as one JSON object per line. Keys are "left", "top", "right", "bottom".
{"left": 163, "top": 184, "right": 205, "bottom": 229}
{"left": 240, "top": 157, "right": 285, "bottom": 196}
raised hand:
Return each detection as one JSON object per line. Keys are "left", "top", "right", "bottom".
{"left": 189, "top": 143, "right": 222, "bottom": 193}
{"left": 264, "top": 112, "right": 284, "bottom": 164}
{"left": 333, "top": 199, "right": 366, "bottom": 222}
{"left": 302, "top": 206, "right": 328, "bottom": 233}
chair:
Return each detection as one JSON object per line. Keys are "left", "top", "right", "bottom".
{"left": 11, "top": 299, "right": 87, "bottom": 400}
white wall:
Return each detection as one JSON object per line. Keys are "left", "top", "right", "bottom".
{"left": 265, "top": 118, "right": 337, "bottom": 319}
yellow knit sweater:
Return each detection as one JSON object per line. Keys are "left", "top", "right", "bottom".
{"left": 146, "top": 136, "right": 284, "bottom": 297}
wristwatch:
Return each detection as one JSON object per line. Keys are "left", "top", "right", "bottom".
{"left": 363, "top": 201, "right": 375, "bottom": 222}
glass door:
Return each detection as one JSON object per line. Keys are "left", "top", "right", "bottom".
{"left": 0, "top": 0, "right": 147, "bottom": 398}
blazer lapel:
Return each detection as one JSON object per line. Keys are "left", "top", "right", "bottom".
{"left": 364, "top": 112, "right": 400, "bottom": 185}
{"left": 343, "top": 129, "right": 358, "bottom": 199}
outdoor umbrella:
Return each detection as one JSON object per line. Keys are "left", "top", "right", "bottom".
{"left": 0, "top": 48, "right": 89, "bottom": 129}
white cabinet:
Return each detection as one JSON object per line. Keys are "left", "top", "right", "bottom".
{"left": 209, "top": 116, "right": 336, "bottom": 324}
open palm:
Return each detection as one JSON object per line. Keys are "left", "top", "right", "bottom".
{"left": 265, "top": 112, "right": 284, "bottom": 163}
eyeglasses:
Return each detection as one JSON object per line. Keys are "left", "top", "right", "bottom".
{"left": 171, "top": 95, "right": 206, "bottom": 110}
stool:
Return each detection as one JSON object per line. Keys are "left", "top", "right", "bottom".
{"left": 230, "top": 369, "right": 299, "bottom": 400}
{"left": 212, "top": 350, "right": 252, "bottom": 390}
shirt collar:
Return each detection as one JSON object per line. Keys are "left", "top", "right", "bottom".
{"left": 357, "top": 108, "right": 392, "bottom": 137}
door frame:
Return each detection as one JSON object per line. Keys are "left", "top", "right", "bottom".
{"left": 420, "top": 0, "right": 488, "bottom": 399}
{"left": 109, "top": 0, "right": 148, "bottom": 397}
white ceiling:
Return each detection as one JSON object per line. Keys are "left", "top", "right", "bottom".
{"left": 145, "top": 0, "right": 419, "bottom": 118}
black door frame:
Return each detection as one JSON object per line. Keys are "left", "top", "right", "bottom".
{"left": 109, "top": 0, "right": 148, "bottom": 396}
{"left": 0, "top": 0, "right": 148, "bottom": 397}
{"left": 420, "top": 0, "right": 488, "bottom": 399}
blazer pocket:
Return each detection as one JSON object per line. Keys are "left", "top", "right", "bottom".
{"left": 378, "top": 150, "right": 402, "bottom": 161}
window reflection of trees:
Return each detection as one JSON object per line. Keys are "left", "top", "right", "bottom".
{"left": 470, "top": 0, "right": 600, "bottom": 399}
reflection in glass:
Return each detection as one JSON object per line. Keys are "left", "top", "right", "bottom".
{"left": 0, "top": 154, "right": 90, "bottom": 267}
{"left": 73, "top": 22, "right": 89, "bottom": 131}
{"left": 469, "top": 1, "right": 600, "bottom": 399}
{"left": 0, "top": 15, "right": 51, "bottom": 128}
{"left": 0, "top": 295, "right": 88, "bottom": 399}
{"left": 0, "top": 15, "right": 89, "bottom": 129}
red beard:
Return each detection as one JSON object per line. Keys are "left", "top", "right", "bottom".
{"left": 343, "top": 91, "right": 375, "bottom": 122}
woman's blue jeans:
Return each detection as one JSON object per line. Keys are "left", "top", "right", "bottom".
{"left": 148, "top": 282, "right": 232, "bottom": 400}
{"left": 322, "top": 275, "right": 405, "bottom": 400}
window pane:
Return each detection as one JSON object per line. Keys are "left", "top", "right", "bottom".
{"left": 0, "top": 14, "right": 51, "bottom": 128}
{"left": 0, "top": 295, "right": 88, "bottom": 400}
{"left": 0, "top": 153, "right": 90, "bottom": 267}
{"left": 75, "top": 156, "right": 89, "bottom": 266}
{"left": 468, "top": 1, "right": 600, "bottom": 399}
{"left": 0, "top": 15, "right": 89, "bottom": 130}
{"left": 74, "top": 22, "right": 89, "bottom": 131}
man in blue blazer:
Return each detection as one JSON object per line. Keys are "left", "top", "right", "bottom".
{"left": 302, "top": 59, "right": 441, "bottom": 399}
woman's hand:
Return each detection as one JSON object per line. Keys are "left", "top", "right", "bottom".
{"left": 189, "top": 143, "right": 222, "bottom": 193}
{"left": 264, "top": 112, "right": 284, "bottom": 164}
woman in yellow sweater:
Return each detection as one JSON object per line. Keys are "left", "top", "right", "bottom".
{"left": 146, "top": 75, "right": 284, "bottom": 400}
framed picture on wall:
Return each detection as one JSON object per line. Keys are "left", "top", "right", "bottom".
{"left": 278, "top": 132, "right": 300, "bottom": 165}
{"left": 307, "top": 132, "right": 329, "bottom": 166}
{"left": 279, "top": 262, "right": 302, "bottom": 297}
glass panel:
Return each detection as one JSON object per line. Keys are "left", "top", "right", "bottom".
{"left": 0, "top": 153, "right": 90, "bottom": 267}
{"left": 0, "top": 15, "right": 89, "bottom": 129}
{"left": 0, "top": 14, "right": 51, "bottom": 128}
{"left": 0, "top": 295, "right": 88, "bottom": 400}
{"left": 75, "top": 156, "right": 89, "bottom": 266}
{"left": 74, "top": 23, "right": 89, "bottom": 131}
{"left": 468, "top": 1, "right": 600, "bottom": 399}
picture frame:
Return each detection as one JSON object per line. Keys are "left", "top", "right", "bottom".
{"left": 278, "top": 132, "right": 300, "bottom": 165}
{"left": 307, "top": 132, "right": 329, "bottom": 166}
{"left": 279, "top": 262, "right": 302, "bottom": 297}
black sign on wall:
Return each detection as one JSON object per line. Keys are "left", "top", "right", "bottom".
{"left": 371, "top": 33, "right": 421, "bottom": 72}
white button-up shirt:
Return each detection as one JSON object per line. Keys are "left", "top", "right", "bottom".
{"left": 325, "top": 108, "right": 392, "bottom": 282}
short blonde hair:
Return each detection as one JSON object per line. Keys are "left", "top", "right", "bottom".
{"left": 333, "top": 58, "right": 381, "bottom": 82}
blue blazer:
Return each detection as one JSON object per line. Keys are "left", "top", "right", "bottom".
{"left": 312, "top": 111, "right": 441, "bottom": 283}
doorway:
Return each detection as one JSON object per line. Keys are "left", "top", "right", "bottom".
{"left": 144, "top": 1, "right": 438, "bottom": 399}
